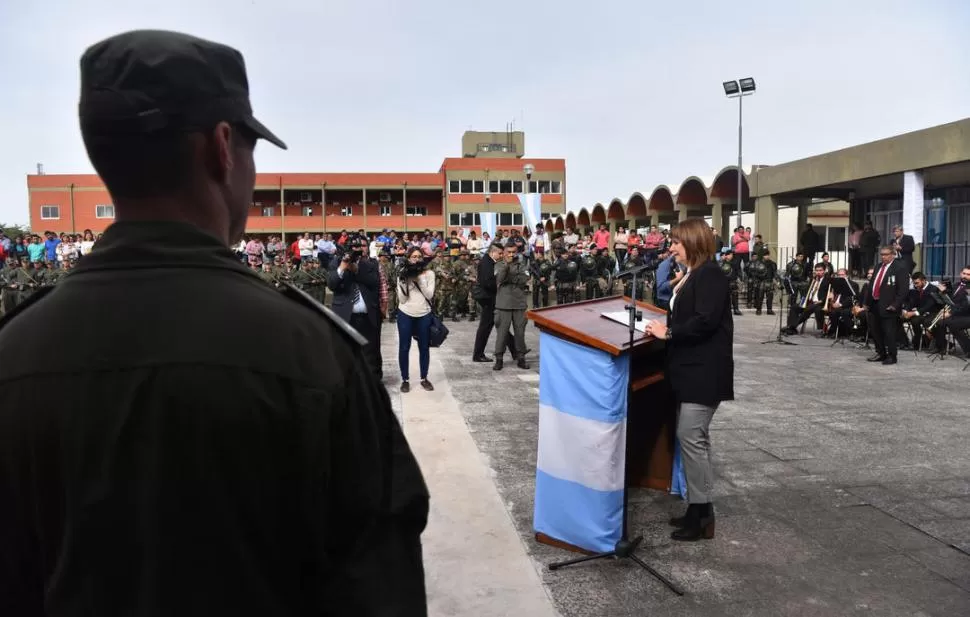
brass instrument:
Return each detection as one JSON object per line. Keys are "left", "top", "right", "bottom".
{"left": 926, "top": 306, "right": 950, "bottom": 334}
{"left": 801, "top": 278, "right": 820, "bottom": 309}
{"left": 822, "top": 288, "right": 833, "bottom": 313}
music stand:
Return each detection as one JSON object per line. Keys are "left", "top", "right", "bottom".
{"left": 762, "top": 277, "right": 797, "bottom": 346}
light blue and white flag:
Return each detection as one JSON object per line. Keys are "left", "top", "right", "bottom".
{"left": 518, "top": 192, "right": 542, "bottom": 231}
{"left": 533, "top": 332, "right": 630, "bottom": 553}
{"left": 479, "top": 211, "right": 497, "bottom": 241}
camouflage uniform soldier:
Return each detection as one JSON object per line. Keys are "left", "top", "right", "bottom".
{"left": 289, "top": 260, "right": 312, "bottom": 294}
{"left": 306, "top": 260, "right": 327, "bottom": 305}
{"left": 379, "top": 254, "right": 399, "bottom": 322}
{"left": 259, "top": 262, "right": 279, "bottom": 289}
{"left": 530, "top": 253, "right": 552, "bottom": 309}
{"left": 599, "top": 251, "right": 617, "bottom": 296}
{"left": 432, "top": 255, "right": 453, "bottom": 318}
{"left": 621, "top": 246, "right": 646, "bottom": 300}
{"left": 719, "top": 250, "right": 743, "bottom": 315}
{"left": 463, "top": 253, "right": 478, "bottom": 321}
{"left": 1, "top": 264, "right": 21, "bottom": 315}
{"left": 785, "top": 252, "right": 809, "bottom": 310}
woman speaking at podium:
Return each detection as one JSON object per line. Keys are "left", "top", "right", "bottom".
{"left": 644, "top": 217, "right": 734, "bottom": 541}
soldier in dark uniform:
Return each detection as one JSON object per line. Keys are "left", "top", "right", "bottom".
{"left": 530, "top": 252, "right": 552, "bottom": 308}
{"left": 0, "top": 31, "right": 428, "bottom": 617}
{"left": 554, "top": 248, "right": 580, "bottom": 304}
{"left": 747, "top": 252, "right": 774, "bottom": 315}
{"left": 621, "top": 246, "right": 646, "bottom": 300}
{"left": 719, "top": 249, "right": 743, "bottom": 316}
{"left": 784, "top": 251, "right": 810, "bottom": 311}
{"left": 581, "top": 247, "right": 602, "bottom": 300}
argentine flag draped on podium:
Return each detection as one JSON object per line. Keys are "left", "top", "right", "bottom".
{"left": 533, "top": 333, "right": 630, "bottom": 553}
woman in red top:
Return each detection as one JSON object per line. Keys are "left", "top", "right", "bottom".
{"left": 731, "top": 227, "right": 751, "bottom": 274}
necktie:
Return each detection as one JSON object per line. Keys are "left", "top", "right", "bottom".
{"left": 872, "top": 264, "right": 887, "bottom": 300}
{"left": 353, "top": 284, "right": 362, "bottom": 305}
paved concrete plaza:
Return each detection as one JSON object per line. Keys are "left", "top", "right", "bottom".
{"left": 381, "top": 309, "right": 970, "bottom": 617}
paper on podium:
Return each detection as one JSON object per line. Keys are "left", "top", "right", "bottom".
{"left": 600, "top": 310, "right": 656, "bottom": 334}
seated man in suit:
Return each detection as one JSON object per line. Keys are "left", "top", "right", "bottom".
{"left": 328, "top": 236, "right": 383, "bottom": 379}
{"left": 933, "top": 266, "right": 970, "bottom": 357}
{"left": 826, "top": 268, "right": 859, "bottom": 339}
{"left": 782, "top": 263, "right": 830, "bottom": 335}
{"left": 901, "top": 271, "right": 943, "bottom": 348}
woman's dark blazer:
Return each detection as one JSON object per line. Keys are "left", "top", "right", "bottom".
{"left": 664, "top": 259, "right": 734, "bottom": 407}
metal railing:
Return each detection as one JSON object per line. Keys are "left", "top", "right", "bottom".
{"left": 921, "top": 241, "right": 969, "bottom": 280}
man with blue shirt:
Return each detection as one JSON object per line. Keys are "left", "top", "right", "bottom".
{"left": 44, "top": 232, "right": 61, "bottom": 267}
{"left": 654, "top": 249, "right": 683, "bottom": 312}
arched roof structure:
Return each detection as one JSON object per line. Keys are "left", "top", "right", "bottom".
{"left": 710, "top": 166, "right": 750, "bottom": 201}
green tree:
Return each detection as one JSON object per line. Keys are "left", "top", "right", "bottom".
{"left": 0, "top": 223, "right": 30, "bottom": 238}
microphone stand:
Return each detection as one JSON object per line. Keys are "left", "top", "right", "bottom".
{"left": 547, "top": 265, "right": 684, "bottom": 596}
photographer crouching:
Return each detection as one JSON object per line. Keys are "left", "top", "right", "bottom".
{"left": 396, "top": 248, "right": 436, "bottom": 392}
{"left": 328, "top": 236, "right": 383, "bottom": 378}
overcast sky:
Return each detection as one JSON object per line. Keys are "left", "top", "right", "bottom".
{"left": 2, "top": 0, "right": 968, "bottom": 226}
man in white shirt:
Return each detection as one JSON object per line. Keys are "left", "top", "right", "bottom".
{"left": 562, "top": 228, "right": 579, "bottom": 248}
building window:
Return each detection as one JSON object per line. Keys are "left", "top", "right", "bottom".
{"left": 499, "top": 180, "right": 512, "bottom": 194}
{"left": 449, "top": 213, "right": 461, "bottom": 226}
{"left": 473, "top": 180, "right": 484, "bottom": 193}
{"left": 379, "top": 205, "right": 392, "bottom": 216}
{"left": 541, "top": 213, "right": 552, "bottom": 220}
{"left": 262, "top": 207, "right": 275, "bottom": 217}
{"left": 537, "top": 180, "right": 551, "bottom": 193}
{"left": 95, "top": 204, "right": 115, "bottom": 219}
{"left": 460, "top": 180, "right": 473, "bottom": 193}
{"left": 550, "top": 181, "right": 561, "bottom": 194}
{"left": 340, "top": 206, "right": 353, "bottom": 216}
{"left": 488, "top": 180, "right": 499, "bottom": 193}
{"left": 499, "top": 212, "right": 513, "bottom": 225}
{"left": 528, "top": 181, "right": 538, "bottom": 193}
{"left": 302, "top": 206, "right": 314, "bottom": 216}
{"left": 449, "top": 180, "right": 460, "bottom": 193}
{"left": 512, "top": 180, "right": 523, "bottom": 193}
{"left": 406, "top": 206, "right": 427, "bottom": 216}
{"left": 513, "top": 213, "right": 523, "bottom": 226}
{"left": 459, "top": 213, "right": 481, "bottom": 226}
{"left": 40, "top": 205, "right": 60, "bottom": 219}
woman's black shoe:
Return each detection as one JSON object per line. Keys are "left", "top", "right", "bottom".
{"left": 400, "top": 381, "right": 410, "bottom": 393}
{"left": 668, "top": 504, "right": 695, "bottom": 527}
{"left": 670, "top": 503, "right": 715, "bottom": 541}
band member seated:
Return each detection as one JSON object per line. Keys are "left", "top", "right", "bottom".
{"left": 826, "top": 268, "right": 859, "bottom": 338}
{"left": 932, "top": 266, "right": 970, "bottom": 357}
{"left": 850, "top": 267, "right": 875, "bottom": 341}
{"left": 782, "top": 263, "right": 829, "bottom": 335}
{"left": 866, "top": 245, "right": 910, "bottom": 365}
{"left": 900, "top": 272, "right": 943, "bottom": 349}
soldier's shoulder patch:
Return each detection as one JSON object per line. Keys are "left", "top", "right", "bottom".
{"left": 0, "top": 286, "right": 55, "bottom": 333}
{"left": 279, "top": 281, "right": 367, "bottom": 346}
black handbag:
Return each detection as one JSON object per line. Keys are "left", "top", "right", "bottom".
{"left": 413, "top": 281, "right": 449, "bottom": 348}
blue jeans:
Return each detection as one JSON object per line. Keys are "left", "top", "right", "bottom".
{"left": 397, "top": 312, "right": 431, "bottom": 381}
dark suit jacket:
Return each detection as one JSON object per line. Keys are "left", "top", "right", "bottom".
{"left": 665, "top": 260, "right": 734, "bottom": 407}
{"left": 896, "top": 234, "right": 915, "bottom": 260}
{"left": 866, "top": 259, "right": 909, "bottom": 314}
{"left": 327, "top": 257, "right": 380, "bottom": 324}
{"left": 475, "top": 255, "right": 498, "bottom": 302}
{"left": 904, "top": 286, "right": 943, "bottom": 315}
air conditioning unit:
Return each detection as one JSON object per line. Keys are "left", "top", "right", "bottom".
{"left": 379, "top": 192, "right": 392, "bottom": 203}
{"left": 300, "top": 192, "right": 312, "bottom": 203}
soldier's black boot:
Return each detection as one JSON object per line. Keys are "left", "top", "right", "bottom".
{"left": 493, "top": 356, "right": 504, "bottom": 371}
{"left": 671, "top": 503, "right": 715, "bottom": 541}
{"left": 517, "top": 356, "right": 530, "bottom": 370}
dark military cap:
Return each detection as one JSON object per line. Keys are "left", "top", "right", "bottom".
{"left": 78, "top": 30, "right": 286, "bottom": 149}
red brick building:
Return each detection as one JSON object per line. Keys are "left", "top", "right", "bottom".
{"left": 26, "top": 131, "right": 566, "bottom": 239}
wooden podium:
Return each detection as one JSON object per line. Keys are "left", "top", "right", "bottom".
{"left": 527, "top": 296, "right": 677, "bottom": 555}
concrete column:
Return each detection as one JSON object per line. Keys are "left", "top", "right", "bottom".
{"left": 608, "top": 220, "right": 618, "bottom": 255}
{"left": 796, "top": 204, "right": 808, "bottom": 247}
{"left": 755, "top": 196, "right": 779, "bottom": 250}
{"left": 650, "top": 212, "right": 659, "bottom": 227}
{"left": 362, "top": 188, "right": 368, "bottom": 232}
{"left": 678, "top": 208, "right": 688, "bottom": 222}
{"left": 711, "top": 201, "right": 724, "bottom": 242}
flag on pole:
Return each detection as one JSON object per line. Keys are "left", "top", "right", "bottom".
{"left": 479, "top": 212, "right": 497, "bottom": 241}
{"left": 518, "top": 193, "right": 542, "bottom": 231}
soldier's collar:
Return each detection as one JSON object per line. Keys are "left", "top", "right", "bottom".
{"left": 71, "top": 221, "right": 258, "bottom": 280}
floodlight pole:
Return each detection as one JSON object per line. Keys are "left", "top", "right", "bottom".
{"left": 736, "top": 92, "right": 743, "bottom": 230}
